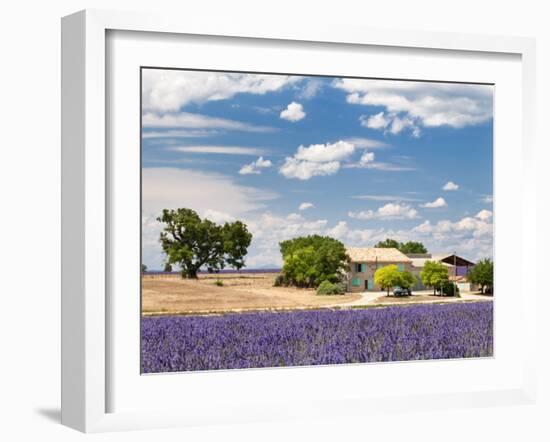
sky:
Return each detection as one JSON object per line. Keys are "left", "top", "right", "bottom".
{"left": 141, "top": 68, "right": 494, "bottom": 270}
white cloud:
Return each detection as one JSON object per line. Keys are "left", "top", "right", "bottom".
{"left": 361, "top": 112, "right": 420, "bottom": 137}
{"left": 358, "top": 151, "right": 375, "bottom": 166}
{"left": 476, "top": 209, "right": 493, "bottom": 221}
{"left": 389, "top": 114, "right": 421, "bottom": 137}
{"left": 358, "top": 162, "right": 416, "bottom": 172}
{"left": 480, "top": 194, "right": 493, "bottom": 204}
{"left": 443, "top": 181, "right": 459, "bottom": 191}
{"left": 361, "top": 112, "right": 389, "bottom": 129}
{"left": 412, "top": 215, "right": 493, "bottom": 240}
{"left": 280, "top": 102, "right": 306, "bottom": 122}
{"left": 280, "top": 141, "right": 356, "bottom": 180}
{"left": 279, "top": 158, "right": 340, "bottom": 180}
{"left": 343, "top": 151, "right": 376, "bottom": 169}
{"left": 298, "top": 79, "right": 323, "bottom": 99}
{"left": 299, "top": 202, "right": 315, "bottom": 211}
{"left": 421, "top": 197, "right": 447, "bottom": 208}
{"left": 239, "top": 157, "right": 273, "bottom": 175}
{"left": 142, "top": 70, "right": 301, "bottom": 112}
{"left": 282, "top": 139, "right": 410, "bottom": 177}
{"left": 349, "top": 203, "right": 419, "bottom": 220}
{"left": 142, "top": 129, "right": 216, "bottom": 139}
{"left": 326, "top": 221, "right": 349, "bottom": 240}
{"left": 333, "top": 79, "right": 493, "bottom": 133}
{"left": 342, "top": 137, "right": 388, "bottom": 149}
{"left": 294, "top": 141, "right": 355, "bottom": 163}
{"left": 142, "top": 168, "right": 277, "bottom": 217}
{"left": 142, "top": 111, "right": 275, "bottom": 133}
{"left": 202, "top": 209, "right": 236, "bottom": 224}
{"left": 351, "top": 194, "right": 421, "bottom": 202}
{"left": 169, "top": 145, "right": 268, "bottom": 155}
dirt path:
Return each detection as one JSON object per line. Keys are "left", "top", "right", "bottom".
{"left": 328, "top": 290, "right": 493, "bottom": 308}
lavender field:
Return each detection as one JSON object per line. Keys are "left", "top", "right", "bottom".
{"left": 141, "top": 302, "right": 493, "bottom": 373}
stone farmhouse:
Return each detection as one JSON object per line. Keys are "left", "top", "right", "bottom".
{"left": 346, "top": 248, "right": 476, "bottom": 292}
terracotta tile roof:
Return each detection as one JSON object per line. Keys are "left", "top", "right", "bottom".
{"left": 346, "top": 247, "right": 412, "bottom": 263}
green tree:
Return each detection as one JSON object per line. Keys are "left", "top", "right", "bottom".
{"left": 420, "top": 261, "right": 449, "bottom": 295}
{"left": 375, "top": 238, "right": 427, "bottom": 254}
{"left": 282, "top": 246, "right": 318, "bottom": 287}
{"left": 468, "top": 258, "right": 493, "bottom": 294}
{"left": 157, "top": 208, "right": 252, "bottom": 279}
{"left": 374, "top": 265, "right": 403, "bottom": 296}
{"left": 279, "top": 235, "right": 349, "bottom": 288}
{"left": 374, "top": 238, "right": 401, "bottom": 249}
{"left": 398, "top": 270, "right": 417, "bottom": 290}
{"left": 399, "top": 241, "right": 428, "bottom": 254}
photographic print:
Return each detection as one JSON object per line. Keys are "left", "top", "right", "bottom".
{"left": 140, "top": 68, "right": 494, "bottom": 373}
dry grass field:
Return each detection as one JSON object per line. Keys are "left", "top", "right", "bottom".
{"left": 142, "top": 272, "right": 361, "bottom": 315}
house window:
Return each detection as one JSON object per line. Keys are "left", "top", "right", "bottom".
{"left": 351, "top": 278, "right": 361, "bottom": 287}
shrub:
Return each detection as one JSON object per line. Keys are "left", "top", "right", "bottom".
{"left": 273, "top": 274, "right": 289, "bottom": 287}
{"left": 317, "top": 280, "right": 345, "bottom": 295}
{"left": 437, "top": 281, "right": 460, "bottom": 297}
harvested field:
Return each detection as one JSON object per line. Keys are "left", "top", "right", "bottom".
{"left": 142, "top": 272, "right": 361, "bottom": 314}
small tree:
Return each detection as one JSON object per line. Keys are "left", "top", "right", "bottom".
{"left": 374, "top": 265, "right": 402, "bottom": 296}
{"left": 398, "top": 270, "right": 417, "bottom": 290}
{"left": 420, "top": 261, "right": 449, "bottom": 295}
{"left": 468, "top": 258, "right": 493, "bottom": 294}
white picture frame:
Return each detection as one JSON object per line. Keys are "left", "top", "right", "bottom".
{"left": 61, "top": 9, "right": 537, "bottom": 433}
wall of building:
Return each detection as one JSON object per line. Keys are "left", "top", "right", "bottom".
{"left": 347, "top": 261, "right": 413, "bottom": 292}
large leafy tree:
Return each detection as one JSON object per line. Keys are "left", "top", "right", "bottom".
{"left": 279, "top": 235, "right": 349, "bottom": 288}
{"left": 157, "top": 208, "right": 252, "bottom": 279}
{"left": 375, "top": 238, "right": 427, "bottom": 254}
{"left": 468, "top": 258, "right": 493, "bottom": 294}
{"left": 420, "top": 261, "right": 449, "bottom": 295}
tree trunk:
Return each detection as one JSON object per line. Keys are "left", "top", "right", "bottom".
{"left": 181, "top": 267, "right": 199, "bottom": 279}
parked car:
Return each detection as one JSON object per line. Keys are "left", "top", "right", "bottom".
{"left": 393, "top": 287, "right": 411, "bottom": 297}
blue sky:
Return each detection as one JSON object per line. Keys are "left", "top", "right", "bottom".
{"left": 141, "top": 69, "right": 493, "bottom": 270}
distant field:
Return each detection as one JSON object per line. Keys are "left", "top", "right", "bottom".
{"left": 142, "top": 272, "right": 361, "bottom": 315}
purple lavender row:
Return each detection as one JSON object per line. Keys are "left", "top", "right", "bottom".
{"left": 141, "top": 302, "right": 493, "bottom": 373}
